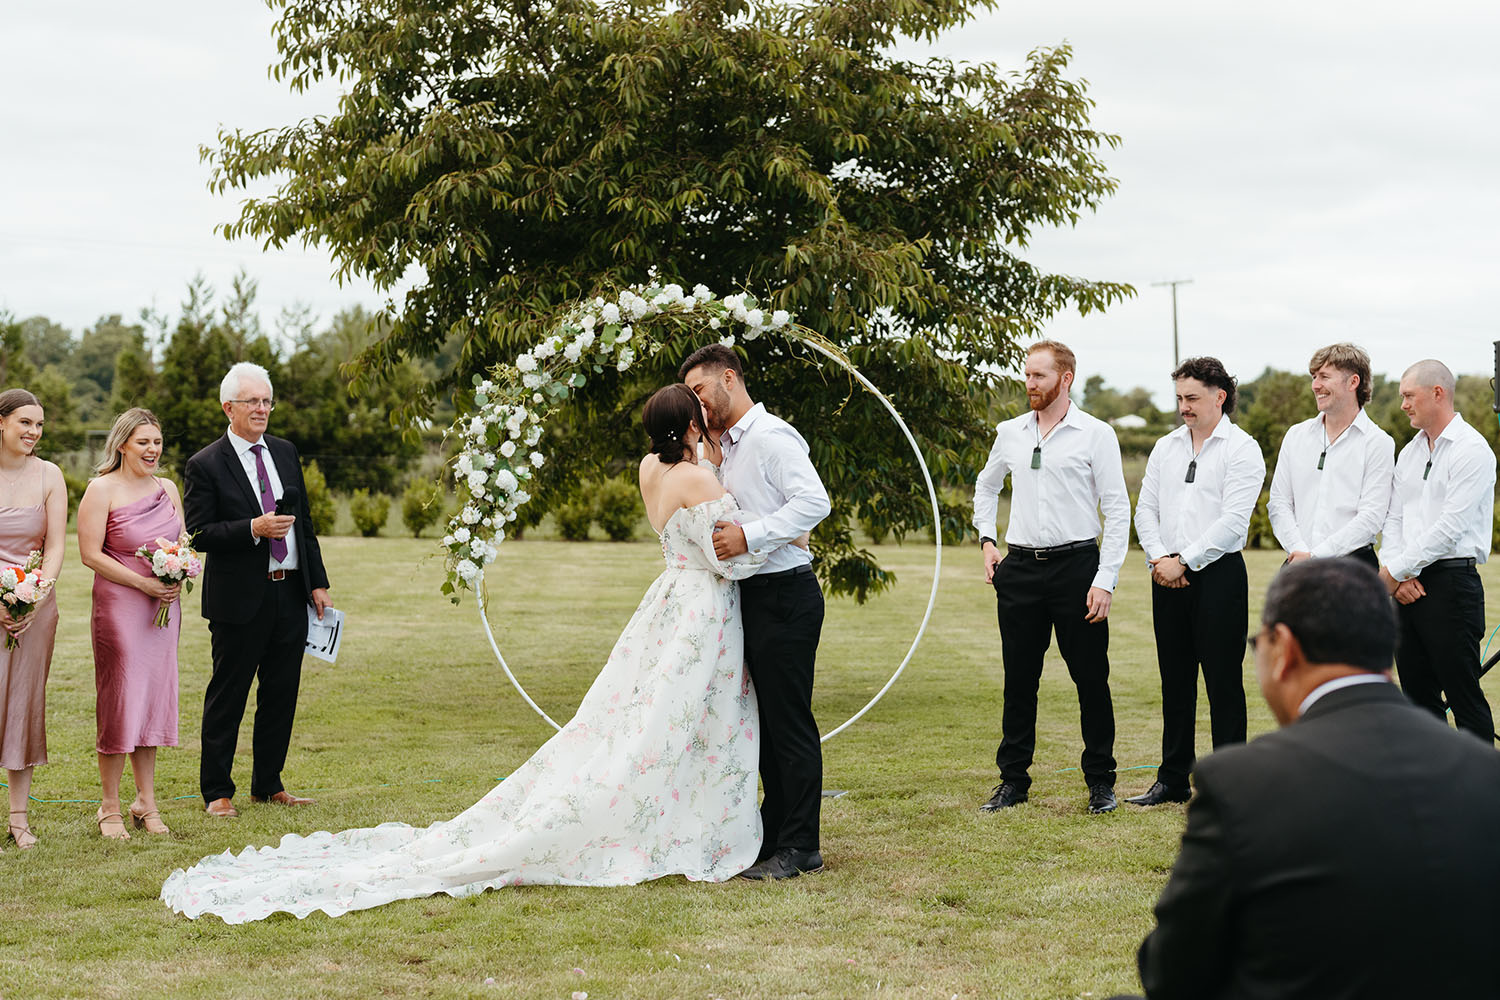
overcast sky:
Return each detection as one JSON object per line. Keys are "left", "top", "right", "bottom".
{"left": 3, "top": 1, "right": 1497, "bottom": 403}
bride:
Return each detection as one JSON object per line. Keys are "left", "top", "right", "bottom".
{"left": 162, "top": 383, "right": 773, "bottom": 923}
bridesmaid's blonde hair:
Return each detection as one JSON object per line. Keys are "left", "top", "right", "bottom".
{"left": 96, "top": 408, "right": 163, "bottom": 475}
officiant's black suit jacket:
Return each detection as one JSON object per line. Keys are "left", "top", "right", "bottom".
{"left": 184, "top": 432, "right": 328, "bottom": 622}
{"left": 1138, "top": 681, "right": 1500, "bottom": 1000}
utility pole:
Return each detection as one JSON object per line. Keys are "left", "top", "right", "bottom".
{"left": 1151, "top": 279, "right": 1193, "bottom": 368}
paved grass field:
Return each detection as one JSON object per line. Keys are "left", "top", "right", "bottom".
{"left": 4, "top": 536, "right": 1496, "bottom": 999}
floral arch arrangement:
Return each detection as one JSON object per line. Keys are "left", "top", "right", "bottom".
{"left": 441, "top": 281, "right": 941, "bottom": 743}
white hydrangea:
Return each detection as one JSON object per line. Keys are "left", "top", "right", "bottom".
{"left": 692, "top": 283, "right": 712, "bottom": 301}
{"left": 469, "top": 416, "right": 485, "bottom": 436}
{"left": 563, "top": 341, "right": 582, "bottom": 362}
{"left": 454, "top": 453, "right": 473, "bottom": 476}
{"left": 745, "top": 308, "right": 764, "bottom": 328}
{"left": 515, "top": 352, "right": 537, "bottom": 373}
{"left": 461, "top": 506, "right": 481, "bottom": 525}
{"left": 601, "top": 302, "right": 621, "bottom": 324}
{"left": 456, "top": 559, "right": 480, "bottom": 583}
{"left": 771, "top": 309, "right": 791, "bottom": 328}
{"left": 453, "top": 526, "right": 471, "bottom": 544}
{"left": 533, "top": 339, "right": 555, "bottom": 359}
{"left": 466, "top": 470, "right": 487, "bottom": 493}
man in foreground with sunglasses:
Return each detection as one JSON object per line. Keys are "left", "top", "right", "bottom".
{"left": 1128, "top": 557, "right": 1500, "bottom": 999}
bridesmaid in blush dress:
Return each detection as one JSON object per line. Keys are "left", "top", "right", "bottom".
{"left": 78, "top": 409, "right": 185, "bottom": 840}
{"left": 0, "top": 389, "right": 67, "bottom": 850}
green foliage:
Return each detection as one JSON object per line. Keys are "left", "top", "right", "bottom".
{"left": 593, "top": 474, "right": 642, "bottom": 542}
{"left": 555, "top": 497, "right": 595, "bottom": 542}
{"left": 61, "top": 469, "right": 88, "bottom": 521}
{"left": 348, "top": 488, "right": 391, "bottom": 537}
{"left": 401, "top": 478, "right": 447, "bottom": 538}
{"left": 1246, "top": 488, "right": 1273, "bottom": 549}
{"left": 0, "top": 312, "right": 39, "bottom": 389}
{"left": 302, "top": 459, "right": 337, "bottom": 537}
{"left": 29, "top": 366, "right": 87, "bottom": 454}
{"left": 1237, "top": 367, "right": 1317, "bottom": 470}
{"left": 206, "top": 0, "right": 1133, "bottom": 599}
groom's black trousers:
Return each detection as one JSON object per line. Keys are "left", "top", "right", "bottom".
{"left": 740, "top": 566, "right": 824, "bottom": 855}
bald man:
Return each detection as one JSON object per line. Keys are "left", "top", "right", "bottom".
{"left": 1378, "top": 359, "right": 1496, "bottom": 741}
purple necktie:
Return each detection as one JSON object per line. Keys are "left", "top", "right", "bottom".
{"left": 251, "top": 444, "right": 288, "bottom": 563}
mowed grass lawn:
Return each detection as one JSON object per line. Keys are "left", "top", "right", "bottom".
{"left": 5, "top": 535, "right": 1499, "bottom": 1000}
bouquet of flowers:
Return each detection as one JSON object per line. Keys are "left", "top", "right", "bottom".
{"left": 136, "top": 534, "right": 203, "bottom": 628}
{"left": 0, "top": 550, "right": 55, "bottom": 651}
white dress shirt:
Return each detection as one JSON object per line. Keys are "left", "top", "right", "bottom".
{"left": 1297, "top": 673, "right": 1390, "bottom": 717}
{"left": 1380, "top": 412, "right": 1495, "bottom": 581}
{"left": 228, "top": 429, "right": 299, "bottom": 571}
{"left": 720, "top": 403, "right": 831, "bottom": 575}
{"left": 971, "top": 403, "right": 1131, "bottom": 592}
{"left": 1135, "top": 417, "right": 1266, "bottom": 571}
{"left": 1267, "top": 409, "right": 1395, "bottom": 557}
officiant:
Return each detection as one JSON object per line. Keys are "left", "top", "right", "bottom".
{"left": 183, "top": 361, "right": 332, "bottom": 819}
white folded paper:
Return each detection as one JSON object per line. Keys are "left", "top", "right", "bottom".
{"left": 305, "top": 606, "right": 344, "bottom": 663}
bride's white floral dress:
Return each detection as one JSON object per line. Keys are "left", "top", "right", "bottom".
{"left": 162, "top": 494, "right": 766, "bottom": 923}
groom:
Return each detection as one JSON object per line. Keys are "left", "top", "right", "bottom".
{"left": 681, "top": 345, "right": 832, "bottom": 880}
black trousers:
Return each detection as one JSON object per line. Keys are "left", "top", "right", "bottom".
{"left": 740, "top": 568, "right": 824, "bottom": 855}
{"left": 1396, "top": 563, "right": 1492, "bottom": 742}
{"left": 993, "top": 545, "right": 1117, "bottom": 790}
{"left": 200, "top": 572, "right": 309, "bottom": 802}
{"left": 1150, "top": 552, "right": 1248, "bottom": 790}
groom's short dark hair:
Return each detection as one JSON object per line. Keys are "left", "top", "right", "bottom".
{"left": 678, "top": 344, "right": 744, "bottom": 381}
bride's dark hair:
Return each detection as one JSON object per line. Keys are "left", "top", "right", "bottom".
{"left": 642, "top": 384, "right": 705, "bottom": 465}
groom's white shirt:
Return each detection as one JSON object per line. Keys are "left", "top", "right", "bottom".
{"left": 720, "top": 402, "right": 831, "bottom": 575}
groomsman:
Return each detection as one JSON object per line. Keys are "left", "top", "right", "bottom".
{"left": 972, "top": 340, "right": 1130, "bottom": 815}
{"left": 1378, "top": 359, "right": 1496, "bottom": 742}
{"left": 1267, "top": 343, "right": 1394, "bottom": 568}
{"left": 1132, "top": 357, "right": 1265, "bottom": 806}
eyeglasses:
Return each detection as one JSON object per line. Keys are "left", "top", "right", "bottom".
{"left": 229, "top": 398, "right": 275, "bottom": 411}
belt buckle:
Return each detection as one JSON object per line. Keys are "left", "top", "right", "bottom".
{"left": 1033, "top": 548, "right": 1049, "bottom": 561}
{"left": 268, "top": 569, "right": 286, "bottom": 582}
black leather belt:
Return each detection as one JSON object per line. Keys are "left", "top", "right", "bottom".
{"left": 1427, "top": 556, "right": 1478, "bottom": 571}
{"left": 742, "top": 565, "right": 814, "bottom": 583}
{"left": 1007, "top": 540, "right": 1098, "bottom": 561}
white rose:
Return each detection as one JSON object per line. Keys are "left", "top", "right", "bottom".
{"left": 466, "top": 470, "right": 488, "bottom": 492}
{"left": 522, "top": 372, "right": 543, "bottom": 388}
{"left": 746, "top": 308, "right": 764, "bottom": 328}
{"left": 617, "top": 325, "right": 632, "bottom": 343}
{"left": 576, "top": 330, "right": 595, "bottom": 348}
{"left": 720, "top": 334, "right": 736, "bottom": 347}
{"left": 494, "top": 470, "right": 520, "bottom": 494}
{"left": 454, "top": 527, "right": 471, "bottom": 543}
{"left": 563, "top": 342, "right": 582, "bottom": 362}
{"left": 601, "top": 302, "right": 621, "bottom": 324}
{"left": 533, "top": 392, "right": 544, "bottom": 403}
{"left": 693, "top": 283, "right": 712, "bottom": 301}
{"left": 709, "top": 317, "right": 721, "bottom": 330}
{"left": 663, "top": 283, "right": 684, "bottom": 302}
{"left": 580, "top": 314, "right": 596, "bottom": 331}
{"left": 515, "top": 352, "right": 537, "bottom": 372}
{"left": 533, "top": 339, "right": 555, "bottom": 359}
{"left": 461, "top": 506, "right": 481, "bottom": 525}
{"left": 530, "top": 451, "right": 545, "bottom": 467}
{"left": 772, "top": 309, "right": 791, "bottom": 328}
{"left": 525, "top": 426, "right": 542, "bottom": 445}
{"left": 456, "top": 559, "right": 479, "bottom": 582}
{"left": 454, "top": 454, "right": 473, "bottom": 476}
{"left": 500, "top": 440, "right": 516, "bottom": 458}
{"left": 513, "top": 489, "right": 531, "bottom": 505}
{"left": 469, "top": 416, "right": 486, "bottom": 436}
{"left": 442, "top": 534, "right": 454, "bottom": 547}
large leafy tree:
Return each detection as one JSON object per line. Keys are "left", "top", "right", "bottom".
{"left": 209, "top": 0, "right": 1130, "bottom": 596}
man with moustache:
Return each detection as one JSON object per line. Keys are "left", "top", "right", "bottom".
{"left": 1378, "top": 359, "right": 1496, "bottom": 742}
{"left": 1267, "top": 343, "right": 1394, "bottom": 568}
{"left": 184, "top": 362, "right": 331, "bottom": 818}
{"left": 972, "top": 340, "right": 1130, "bottom": 814}
{"left": 679, "top": 344, "right": 832, "bottom": 880}
{"left": 1131, "top": 357, "right": 1264, "bottom": 807}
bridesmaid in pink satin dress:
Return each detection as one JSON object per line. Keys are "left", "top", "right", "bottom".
{"left": 0, "top": 389, "right": 67, "bottom": 851}
{"left": 77, "top": 409, "right": 186, "bottom": 841}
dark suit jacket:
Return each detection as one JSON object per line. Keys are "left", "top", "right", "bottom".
{"left": 1139, "top": 681, "right": 1500, "bottom": 1000}
{"left": 183, "top": 432, "right": 329, "bottom": 625}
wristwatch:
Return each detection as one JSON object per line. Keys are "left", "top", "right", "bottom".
{"left": 980, "top": 536, "right": 997, "bottom": 548}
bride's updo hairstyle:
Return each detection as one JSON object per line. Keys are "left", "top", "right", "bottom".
{"left": 643, "top": 384, "right": 705, "bottom": 465}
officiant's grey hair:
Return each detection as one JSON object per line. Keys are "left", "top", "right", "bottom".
{"left": 220, "top": 361, "right": 274, "bottom": 405}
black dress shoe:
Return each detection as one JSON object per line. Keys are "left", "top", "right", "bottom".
{"left": 737, "top": 848, "right": 824, "bottom": 881}
{"left": 1087, "top": 784, "right": 1118, "bottom": 814}
{"left": 1125, "top": 781, "right": 1191, "bottom": 806}
{"left": 979, "top": 781, "right": 1028, "bottom": 812}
